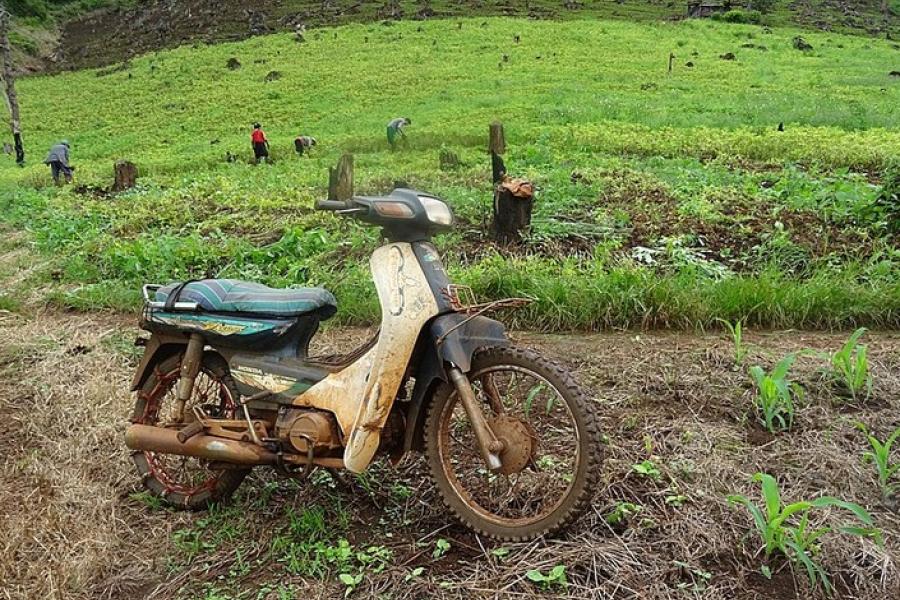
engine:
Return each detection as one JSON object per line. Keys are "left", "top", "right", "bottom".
{"left": 274, "top": 409, "right": 342, "bottom": 455}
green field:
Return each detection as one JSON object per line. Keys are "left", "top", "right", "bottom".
{"left": 1, "top": 17, "right": 898, "bottom": 329}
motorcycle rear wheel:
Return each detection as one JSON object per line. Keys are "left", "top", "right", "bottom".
{"left": 130, "top": 353, "right": 249, "bottom": 509}
{"left": 425, "top": 345, "right": 601, "bottom": 541}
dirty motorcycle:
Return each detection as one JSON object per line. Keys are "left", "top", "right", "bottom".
{"left": 125, "top": 189, "right": 601, "bottom": 540}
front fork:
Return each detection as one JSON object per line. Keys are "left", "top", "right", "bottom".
{"left": 447, "top": 366, "right": 503, "bottom": 471}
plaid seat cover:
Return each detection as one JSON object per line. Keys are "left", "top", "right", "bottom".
{"left": 155, "top": 279, "right": 336, "bottom": 318}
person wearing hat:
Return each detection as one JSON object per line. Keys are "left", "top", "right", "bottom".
{"left": 251, "top": 123, "right": 269, "bottom": 164}
{"left": 386, "top": 117, "right": 410, "bottom": 149}
{"left": 44, "top": 140, "right": 73, "bottom": 184}
{"left": 294, "top": 135, "right": 317, "bottom": 157}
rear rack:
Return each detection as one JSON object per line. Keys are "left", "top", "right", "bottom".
{"left": 141, "top": 284, "right": 199, "bottom": 312}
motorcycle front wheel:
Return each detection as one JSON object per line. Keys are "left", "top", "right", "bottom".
{"left": 425, "top": 345, "right": 602, "bottom": 541}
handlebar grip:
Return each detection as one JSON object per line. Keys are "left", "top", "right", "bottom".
{"left": 315, "top": 199, "right": 350, "bottom": 211}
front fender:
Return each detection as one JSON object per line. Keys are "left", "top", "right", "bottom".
{"left": 402, "top": 314, "right": 508, "bottom": 452}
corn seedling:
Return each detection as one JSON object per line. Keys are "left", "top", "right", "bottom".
{"left": 749, "top": 354, "right": 802, "bottom": 433}
{"left": 827, "top": 328, "right": 871, "bottom": 401}
{"left": 857, "top": 423, "right": 900, "bottom": 500}
{"left": 718, "top": 318, "right": 749, "bottom": 365}
{"left": 727, "top": 473, "right": 881, "bottom": 593}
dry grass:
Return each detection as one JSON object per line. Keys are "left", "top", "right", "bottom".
{"left": 1, "top": 309, "right": 899, "bottom": 599}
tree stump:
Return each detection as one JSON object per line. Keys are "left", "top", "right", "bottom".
{"left": 492, "top": 183, "right": 533, "bottom": 244}
{"left": 328, "top": 153, "right": 354, "bottom": 201}
{"left": 487, "top": 121, "right": 533, "bottom": 243}
{"left": 113, "top": 160, "right": 137, "bottom": 192}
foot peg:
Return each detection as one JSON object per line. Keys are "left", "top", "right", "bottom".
{"left": 176, "top": 421, "right": 204, "bottom": 443}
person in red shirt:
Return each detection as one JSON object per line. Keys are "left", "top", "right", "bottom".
{"left": 251, "top": 123, "right": 269, "bottom": 164}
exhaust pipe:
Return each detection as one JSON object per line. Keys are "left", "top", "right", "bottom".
{"left": 125, "top": 424, "right": 277, "bottom": 466}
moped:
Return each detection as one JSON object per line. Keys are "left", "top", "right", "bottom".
{"left": 126, "top": 189, "right": 601, "bottom": 540}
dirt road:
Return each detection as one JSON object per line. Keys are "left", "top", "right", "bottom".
{"left": 1, "top": 308, "right": 898, "bottom": 599}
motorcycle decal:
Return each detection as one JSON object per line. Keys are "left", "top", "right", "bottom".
{"left": 149, "top": 313, "right": 272, "bottom": 336}
{"left": 231, "top": 366, "right": 310, "bottom": 395}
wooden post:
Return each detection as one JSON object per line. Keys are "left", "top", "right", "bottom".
{"left": 113, "top": 160, "right": 138, "bottom": 192}
{"left": 328, "top": 153, "right": 353, "bottom": 201}
{"left": 0, "top": 9, "right": 24, "bottom": 166}
{"left": 668, "top": 52, "right": 675, "bottom": 74}
{"left": 489, "top": 121, "right": 506, "bottom": 184}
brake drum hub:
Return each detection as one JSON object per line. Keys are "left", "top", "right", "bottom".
{"left": 489, "top": 414, "right": 535, "bottom": 475}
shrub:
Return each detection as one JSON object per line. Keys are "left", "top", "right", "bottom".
{"left": 7, "top": 0, "right": 49, "bottom": 21}
{"left": 718, "top": 9, "right": 762, "bottom": 24}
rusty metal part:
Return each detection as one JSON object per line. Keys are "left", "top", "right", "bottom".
{"left": 435, "top": 297, "right": 531, "bottom": 349}
{"left": 174, "top": 333, "right": 204, "bottom": 421}
{"left": 442, "top": 284, "right": 532, "bottom": 315}
{"left": 176, "top": 420, "right": 204, "bottom": 443}
{"left": 126, "top": 424, "right": 277, "bottom": 465}
{"left": 198, "top": 417, "right": 269, "bottom": 443}
{"left": 448, "top": 367, "right": 503, "bottom": 471}
{"left": 126, "top": 424, "right": 345, "bottom": 468}
{"left": 481, "top": 373, "right": 505, "bottom": 414}
{"left": 287, "top": 412, "right": 337, "bottom": 453}
{"left": 489, "top": 414, "right": 535, "bottom": 475}
{"left": 241, "top": 402, "right": 263, "bottom": 446}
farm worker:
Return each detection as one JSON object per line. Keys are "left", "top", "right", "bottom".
{"left": 251, "top": 123, "right": 269, "bottom": 164}
{"left": 294, "top": 135, "right": 317, "bottom": 156}
{"left": 386, "top": 117, "right": 411, "bottom": 149}
{"left": 44, "top": 140, "right": 73, "bottom": 184}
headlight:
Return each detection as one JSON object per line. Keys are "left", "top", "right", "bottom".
{"left": 419, "top": 196, "right": 453, "bottom": 226}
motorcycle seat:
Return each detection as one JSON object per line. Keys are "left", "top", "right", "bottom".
{"left": 154, "top": 279, "right": 337, "bottom": 319}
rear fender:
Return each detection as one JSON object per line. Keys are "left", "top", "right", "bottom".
{"left": 130, "top": 332, "right": 190, "bottom": 391}
{"left": 402, "top": 314, "right": 508, "bottom": 452}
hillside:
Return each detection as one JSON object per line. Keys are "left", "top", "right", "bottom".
{"left": 4, "top": 0, "right": 900, "bottom": 71}
{"left": 0, "top": 17, "right": 897, "bottom": 329}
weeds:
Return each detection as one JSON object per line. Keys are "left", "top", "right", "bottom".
{"left": 525, "top": 565, "right": 568, "bottom": 590}
{"left": 857, "top": 424, "right": 900, "bottom": 500}
{"left": 749, "top": 354, "right": 802, "bottom": 433}
{"left": 432, "top": 538, "right": 451, "bottom": 559}
{"left": 728, "top": 473, "right": 881, "bottom": 593}
{"left": 605, "top": 502, "right": 643, "bottom": 526}
{"left": 632, "top": 460, "right": 662, "bottom": 481}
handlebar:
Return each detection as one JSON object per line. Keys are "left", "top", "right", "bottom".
{"left": 315, "top": 199, "right": 352, "bottom": 211}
